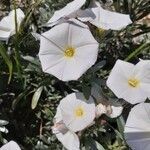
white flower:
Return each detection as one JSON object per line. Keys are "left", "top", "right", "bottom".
{"left": 91, "top": 84, "right": 123, "bottom": 118}
{"left": 136, "top": 59, "right": 150, "bottom": 99}
{"left": 96, "top": 103, "right": 123, "bottom": 118}
{"left": 46, "top": 0, "right": 86, "bottom": 27}
{"left": 59, "top": 92, "right": 95, "bottom": 132}
{"left": 124, "top": 103, "right": 150, "bottom": 150}
{"left": 52, "top": 106, "right": 80, "bottom": 150}
{"left": 0, "top": 9, "right": 25, "bottom": 41}
{"left": 106, "top": 59, "right": 150, "bottom": 104}
{"left": 108, "top": 105, "right": 123, "bottom": 118}
{"left": 77, "top": 2, "right": 132, "bottom": 30}
{"left": 39, "top": 19, "right": 99, "bottom": 81}
{"left": 96, "top": 103, "right": 107, "bottom": 117}
{"left": 137, "top": 59, "right": 150, "bottom": 71}
{"left": 1, "top": 141, "right": 21, "bottom": 150}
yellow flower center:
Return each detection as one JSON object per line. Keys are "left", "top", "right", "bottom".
{"left": 64, "top": 47, "right": 75, "bottom": 58}
{"left": 128, "top": 78, "right": 140, "bottom": 88}
{"left": 74, "top": 106, "right": 85, "bottom": 118}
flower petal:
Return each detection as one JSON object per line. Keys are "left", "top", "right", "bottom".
{"left": 125, "top": 139, "right": 150, "bottom": 150}
{"left": 99, "top": 7, "right": 132, "bottom": 30}
{"left": 78, "top": 4, "right": 132, "bottom": 30}
{"left": 46, "top": 0, "right": 86, "bottom": 25}
{"left": 0, "top": 30, "right": 11, "bottom": 41}
{"left": 42, "top": 58, "right": 67, "bottom": 80}
{"left": 45, "top": 18, "right": 67, "bottom": 27}
{"left": 108, "top": 106, "right": 123, "bottom": 118}
{"left": 122, "top": 87, "right": 147, "bottom": 104}
{"left": 1, "top": 141, "right": 21, "bottom": 150}
{"left": 124, "top": 103, "right": 150, "bottom": 150}
{"left": 70, "top": 21, "right": 98, "bottom": 48}
{"left": 135, "top": 60, "right": 150, "bottom": 83}
{"left": 56, "top": 131, "right": 80, "bottom": 150}
{"left": 106, "top": 60, "right": 134, "bottom": 99}
{"left": 54, "top": 105, "right": 63, "bottom": 123}
{"left": 96, "top": 103, "right": 107, "bottom": 118}
{"left": 53, "top": 104, "right": 80, "bottom": 150}
{"left": 60, "top": 44, "right": 98, "bottom": 81}
{"left": 0, "top": 9, "right": 24, "bottom": 41}
{"left": 125, "top": 103, "right": 150, "bottom": 131}
{"left": 41, "top": 23, "right": 70, "bottom": 49}
{"left": 77, "top": 9, "right": 96, "bottom": 22}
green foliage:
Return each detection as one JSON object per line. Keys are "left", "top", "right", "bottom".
{"left": 0, "top": 43, "right": 13, "bottom": 83}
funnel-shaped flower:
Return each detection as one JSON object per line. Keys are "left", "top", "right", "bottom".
{"left": 46, "top": 0, "right": 86, "bottom": 27}
{"left": 59, "top": 92, "right": 96, "bottom": 132}
{"left": 0, "top": 9, "right": 25, "bottom": 41}
{"left": 39, "top": 19, "right": 99, "bottom": 81}
{"left": 78, "top": 2, "right": 132, "bottom": 30}
{"left": 52, "top": 105, "right": 80, "bottom": 150}
{"left": 107, "top": 59, "right": 150, "bottom": 104}
{"left": 124, "top": 103, "right": 150, "bottom": 150}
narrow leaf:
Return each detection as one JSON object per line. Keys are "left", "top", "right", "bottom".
{"left": 95, "top": 141, "right": 105, "bottom": 150}
{"left": 0, "top": 43, "right": 13, "bottom": 84}
{"left": 82, "top": 84, "right": 91, "bottom": 100}
{"left": 85, "top": 138, "right": 105, "bottom": 150}
{"left": 124, "top": 42, "right": 149, "bottom": 61}
{"left": 0, "top": 120, "right": 9, "bottom": 126}
{"left": 88, "top": 60, "right": 106, "bottom": 73}
{"left": 31, "top": 86, "right": 43, "bottom": 109}
{"left": 12, "top": 88, "right": 32, "bottom": 110}
{"left": 117, "top": 116, "right": 125, "bottom": 134}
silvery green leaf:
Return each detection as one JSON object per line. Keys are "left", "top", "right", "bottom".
{"left": 0, "top": 120, "right": 9, "bottom": 126}
{"left": 31, "top": 86, "right": 43, "bottom": 109}
{"left": 0, "top": 126, "right": 8, "bottom": 133}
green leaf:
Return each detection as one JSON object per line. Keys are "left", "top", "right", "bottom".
{"left": 0, "top": 120, "right": 9, "bottom": 126}
{"left": 88, "top": 61, "right": 106, "bottom": 73}
{"left": 114, "top": 129, "right": 124, "bottom": 141}
{"left": 95, "top": 141, "right": 105, "bottom": 150}
{"left": 124, "top": 42, "right": 150, "bottom": 61}
{"left": 22, "top": 55, "right": 40, "bottom": 66}
{"left": 82, "top": 84, "right": 91, "bottom": 100}
{"left": 85, "top": 138, "right": 105, "bottom": 150}
{"left": 117, "top": 116, "right": 125, "bottom": 134}
{"left": 12, "top": 88, "right": 32, "bottom": 110}
{"left": 0, "top": 126, "right": 8, "bottom": 133}
{"left": 0, "top": 43, "right": 13, "bottom": 84}
{"left": 31, "top": 86, "right": 43, "bottom": 109}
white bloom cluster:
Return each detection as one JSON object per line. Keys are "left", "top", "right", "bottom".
{"left": 38, "top": 0, "right": 132, "bottom": 81}
{"left": 1, "top": 0, "right": 149, "bottom": 150}
{"left": 37, "top": 0, "right": 133, "bottom": 149}
{"left": 52, "top": 93, "right": 122, "bottom": 150}
{"left": 107, "top": 59, "right": 150, "bottom": 149}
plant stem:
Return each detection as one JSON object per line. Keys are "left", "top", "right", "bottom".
{"left": 124, "top": 42, "right": 150, "bottom": 61}
{"left": 13, "top": 0, "right": 23, "bottom": 83}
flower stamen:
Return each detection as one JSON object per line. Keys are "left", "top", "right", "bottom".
{"left": 128, "top": 78, "right": 140, "bottom": 88}
{"left": 64, "top": 47, "right": 75, "bottom": 58}
{"left": 74, "top": 106, "right": 84, "bottom": 118}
